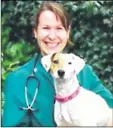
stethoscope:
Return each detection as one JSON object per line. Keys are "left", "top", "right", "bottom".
{"left": 18, "top": 53, "right": 56, "bottom": 126}
{"left": 20, "top": 54, "right": 40, "bottom": 111}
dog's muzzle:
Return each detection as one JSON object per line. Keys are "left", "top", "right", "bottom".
{"left": 57, "top": 70, "right": 65, "bottom": 78}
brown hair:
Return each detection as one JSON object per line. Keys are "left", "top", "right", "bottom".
{"left": 33, "top": 1, "right": 71, "bottom": 31}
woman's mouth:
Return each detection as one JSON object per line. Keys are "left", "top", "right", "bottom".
{"left": 45, "top": 42, "right": 59, "bottom": 49}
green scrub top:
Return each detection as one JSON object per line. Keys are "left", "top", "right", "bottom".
{"left": 2, "top": 53, "right": 113, "bottom": 127}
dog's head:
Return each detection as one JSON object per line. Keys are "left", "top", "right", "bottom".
{"left": 41, "top": 53, "right": 85, "bottom": 82}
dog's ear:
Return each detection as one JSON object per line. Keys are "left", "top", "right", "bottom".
{"left": 41, "top": 54, "right": 52, "bottom": 71}
{"left": 69, "top": 53, "right": 85, "bottom": 74}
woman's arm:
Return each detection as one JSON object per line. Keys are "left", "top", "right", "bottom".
{"left": 2, "top": 73, "right": 25, "bottom": 127}
{"left": 77, "top": 64, "right": 113, "bottom": 126}
{"left": 77, "top": 64, "right": 113, "bottom": 108}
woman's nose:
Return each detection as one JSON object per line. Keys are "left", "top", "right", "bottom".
{"left": 48, "top": 29, "right": 57, "bottom": 40}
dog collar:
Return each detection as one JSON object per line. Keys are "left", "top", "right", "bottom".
{"left": 55, "top": 86, "right": 81, "bottom": 103}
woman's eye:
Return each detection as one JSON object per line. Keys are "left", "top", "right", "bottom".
{"left": 57, "top": 27, "right": 62, "bottom": 29}
{"left": 43, "top": 27, "right": 49, "bottom": 29}
{"left": 57, "top": 27, "right": 63, "bottom": 30}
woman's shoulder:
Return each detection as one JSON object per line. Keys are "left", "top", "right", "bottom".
{"left": 82, "top": 63, "right": 93, "bottom": 71}
{"left": 6, "top": 56, "right": 36, "bottom": 80}
{"left": 3, "top": 55, "right": 40, "bottom": 93}
{"left": 78, "top": 63, "right": 94, "bottom": 77}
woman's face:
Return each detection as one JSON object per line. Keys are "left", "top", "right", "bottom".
{"left": 34, "top": 10, "right": 70, "bottom": 56}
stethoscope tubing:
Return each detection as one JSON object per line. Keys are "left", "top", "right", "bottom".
{"left": 20, "top": 55, "right": 40, "bottom": 111}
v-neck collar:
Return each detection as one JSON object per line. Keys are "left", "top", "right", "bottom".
{"left": 34, "top": 53, "right": 55, "bottom": 91}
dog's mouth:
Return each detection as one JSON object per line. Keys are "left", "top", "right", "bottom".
{"left": 56, "top": 76, "right": 70, "bottom": 82}
{"left": 58, "top": 76, "right": 65, "bottom": 80}
{"left": 56, "top": 77, "right": 72, "bottom": 85}
{"left": 58, "top": 75, "right": 65, "bottom": 79}
{"left": 56, "top": 77, "right": 66, "bottom": 83}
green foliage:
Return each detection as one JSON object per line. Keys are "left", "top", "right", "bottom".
{"left": 63, "top": 1, "right": 113, "bottom": 92}
{"left": 1, "top": 1, "right": 113, "bottom": 109}
{"left": 1, "top": 13, "right": 36, "bottom": 88}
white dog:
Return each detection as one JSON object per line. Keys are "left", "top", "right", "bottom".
{"left": 41, "top": 53, "right": 112, "bottom": 126}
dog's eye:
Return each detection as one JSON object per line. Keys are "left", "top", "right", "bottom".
{"left": 53, "top": 60, "right": 59, "bottom": 64}
{"left": 68, "top": 62, "right": 72, "bottom": 64}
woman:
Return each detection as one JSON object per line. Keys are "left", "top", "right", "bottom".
{"left": 2, "top": 1, "right": 113, "bottom": 127}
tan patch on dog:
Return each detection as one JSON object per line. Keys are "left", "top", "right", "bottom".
{"left": 50, "top": 53, "right": 64, "bottom": 73}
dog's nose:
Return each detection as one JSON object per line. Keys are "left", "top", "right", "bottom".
{"left": 58, "top": 70, "right": 65, "bottom": 78}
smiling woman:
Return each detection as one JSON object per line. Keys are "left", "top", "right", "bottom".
{"left": 2, "top": 1, "right": 113, "bottom": 127}
{"left": 33, "top": 11, "right": 69, "bottom": 55}
{"left": 33, "top": 2, "right": 71, "bottom": 55}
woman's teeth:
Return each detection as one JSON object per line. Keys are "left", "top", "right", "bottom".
{"left": 46, "top": 42, "right": 58, "bottom": 48}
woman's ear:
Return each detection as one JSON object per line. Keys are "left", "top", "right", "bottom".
{"left": 33, "top": 28, "right": 37, "bottom": 38}
{"left": 67, "top": 25, "right": 71, "bottom": 38}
